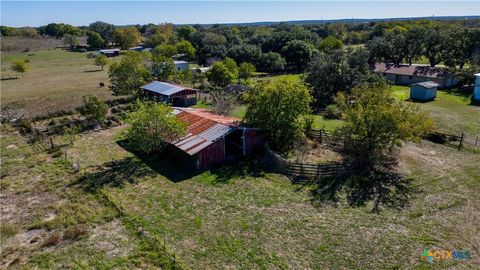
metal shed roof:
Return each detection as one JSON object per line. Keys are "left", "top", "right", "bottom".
{"left": 141, "top": 81, "right": 194, "bottom": 96}
{"left": 170, "top": 108, "right": 240, "bottom": 156}
{"left": 373, "top": 63, "right": 449, "bottom": 79}
{"left": 411, "top": 81, "right": 440, "bottom": 88}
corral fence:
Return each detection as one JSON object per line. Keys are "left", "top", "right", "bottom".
{"left": 264, "top": 145, "right": 360, "bottom": 183}
{"left": 306, "top": 129, "right": 344, "bottom": 147}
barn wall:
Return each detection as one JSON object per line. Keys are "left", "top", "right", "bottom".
{"left": 198, "top": 138, "right": 225, "bottom": 170}
{"left": 244, "top": 129, "right": 265, "bottom": 156}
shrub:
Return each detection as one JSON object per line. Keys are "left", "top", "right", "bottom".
{"left": 17, "top": 119, "right": 33, "bottom": 134}
{"left": 324, "top": 104, "right": 341, "bottom": 119}
{"left": 42, "top": 233, "right": 61, "bottom": 247}
{"left": 0, "top": 222, "right": 19, "bottom": 240}
{"left": 63, "top": 226, "right": 88, "bottom": 241}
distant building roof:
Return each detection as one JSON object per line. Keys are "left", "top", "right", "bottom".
{"left": 99, "top": 49, "right": 120, "bottom": 53}
{"left": 411, "top": 81, "right": 440, "bottom": 88}
{"left": 191, "top": 67, "right": 211, "bottom": 73}
{"left": 174, "top": 60, "right": 189, "bottom": 65}
{"left": 170, "top": 108, "right": 240, "bottom": 155}
{"left": 373, "top": 63, "right": 450, "bottom": 79}
{"left": 141, "top": 81, "right": 197, "bottom": 96}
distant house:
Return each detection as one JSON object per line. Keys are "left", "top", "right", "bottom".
{"left": 474, "top": 73, "right": 480, "bottom": 101}
{"left": 191, "top": 67, "right": 211, "bottom": 74}
{"left": 174, "top": 60, "right": 189, "bottom": 71}
{"left": 128, "top": 46, "right": 144, "bottom": 52}
{"left": 141, "top": 81, "right": 198, "bottom": 107}
{"left": 99, "top": 48, "right": 120, "bottom": 57}
{"left": 373, "top": 63, "right": 458, "bottom": 88}
{"left": 410, "top": 81, "right": 439, "bottom": 101}
{"left": 167, "top": 108, "right": 264, "bottom": 170}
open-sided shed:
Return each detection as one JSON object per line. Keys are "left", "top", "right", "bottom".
{"left": 141, "top": 81, "right": 198, "bottom": 107}
{"left": 410, "top": 81, "right": 439, "bottom": 101}
{"left": 168, "top": 108, "right": 264, "bottom": 170}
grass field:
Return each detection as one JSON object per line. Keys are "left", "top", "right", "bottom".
{"left": 391, "top": 85, "right": 480, "bottom": 137}
{"left": 1, "top": 50, "right": 119, "bottom": 117}
{"left": 29, "top": 123, "right": 475, "bottom": 269}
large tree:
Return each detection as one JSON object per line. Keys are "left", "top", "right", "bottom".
{"left": 125, "top": 101, "right": 187, "bottom": 153}
{"left": 336, "top": 83, "right": 432, "bottom": 171}
{"left": 89, "top": 21, "right": 115, "bottom": 46}
{"left": 227, "top": 44, "right": 262, "bottom": 65}
{"left": 108, "top": 51, "right": 152, "bottom": 97}
{"left": 243, "top": 78, "right": 312, "bottom": 152}
{"left": 281, "top": 40, "right": 318, "bottom": 71}
{"left": 206, "top": 58, "right": 238, "bottom": 87}
{"left": 423, "top": 27, "right": 447, "bottom": 67}
{"left": 87, "top": 31, "right": 105, "bottom": 49}
{"left": 114, "top": 27, "right": 142, "bottom": 50}
{"left": 304, "top": 48, "right": 372, "bottom": 108}
{"left": 257, "top": 52, "right": 286, "bottom": 73}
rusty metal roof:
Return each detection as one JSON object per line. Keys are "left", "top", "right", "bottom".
{"left": 171, "top": 108, "right": 240, "bottom": 156}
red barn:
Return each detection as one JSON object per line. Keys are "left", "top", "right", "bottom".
{"left": 169, "top": 108, "right": 264, "bottom": 170}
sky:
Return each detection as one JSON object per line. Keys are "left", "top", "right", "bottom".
{"left": 1, "top": 1, "right": 479, "bottom": 27}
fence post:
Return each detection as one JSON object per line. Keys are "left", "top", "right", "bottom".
{"left": 316, "top": 163, "right": 320, "bottom": 179}
{"left": 50, "top": 137, "right": 54, "bottom": 149}
{"left": 458, "top": 133, "right": 464, "bottom": 151}
{"left": 319, "top": 130, "right": 323, "bottom": 144}
{"left": 475, "top": 136, "right": 479, "bottom": 152}
{"left": 300, "top": 163, "right": 304, "bottom": 177}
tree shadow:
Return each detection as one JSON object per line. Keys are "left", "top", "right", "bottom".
{"left": 71, "top": 156, "right": 157, "bottom": 192}
{"left": 1, "top": 77, "right": 18, "bottom": 81}
{"left": 84, "top": 70, "right": 102, "bottom": 73}
{"left": 308, "top": 166, "right": 418, "bottom": 212}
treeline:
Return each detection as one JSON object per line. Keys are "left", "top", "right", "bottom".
{"left": 2, "top": 19, "right": 480, "bottom": 73}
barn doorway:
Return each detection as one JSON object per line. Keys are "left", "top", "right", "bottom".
{"left": 225, "top": 129, "right": 244, "bottom": 161}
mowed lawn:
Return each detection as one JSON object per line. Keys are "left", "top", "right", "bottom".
{"left": 391, "top": 85, "right": 480, "bottom": 137}
{"left": 1, "top": 50, "right": 119, "bottom": 117}
{"left": 61, "top": 124, "right": 480, "bottom": 269}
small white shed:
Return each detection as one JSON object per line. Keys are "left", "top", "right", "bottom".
{"left": 474, "top": 73, "right": 480, "bottom": 101}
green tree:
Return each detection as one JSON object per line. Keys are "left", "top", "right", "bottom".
{"left": 257, "top": 52, "right": 286, "bottom": 73}
{"left": 304, "top": 48, "right": 372, "bottom": 108}
{"left": 114, "top": 27, "right": 142, "bottom": 50}
{"left": 238, "top": 62, "right": 256, "bottom": 80}
{"left": 152, "top": 44, "right": 177, "bottom": 58}
{"left": 79, "top": 95, "right": 108, "bottom": 122}
{"left": 125, "top": 101, "right": 187, "bottom": 153}
{"left": 11, "top": 59, "right": 27, "bottom": 78}
{"left": 281, "top": 40, "right": 318, "bottom": 71}
{"left": 243, "top": 78, "right": 312, "bottom": 152}
{"left": 336, "top": 83, "right": 432, "bottom": 170}
{"left": 175, "top": 41, "right": 196, "bottom": 60}
{"left": 109, "top": 51, "right": 152, "bottom": 97}
{"left": 319, "top": 36, "right": 343, "bottom": 52}
{"left": 151, "top": 56, "right": 176, "bottom": 81}
{"left": 176, "top": 25, "right": 197, "bottom": 41}
{"left": 423, "top": 27, "right": 447, "bottom": 67}
{"left": 88, "top": 21, "right": 115, "bottom": 46}
{"left": 63, "top": 34, "right": 79, "bottom": 49}
{"left": 94, "top": 55, "right": 108, "bottom": 71}
{"left": 206, "top": 58, "right": 238, "bottom": 87}
{"left": 87, "top": 31, "right": 105, "bottom": 49}
{"left": 227, "top": 44, "right": 262, "bottom": 65}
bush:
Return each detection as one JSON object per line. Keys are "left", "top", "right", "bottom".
{"left": 324, "top": 104, "right": 341, "bottom": 119}
{"left": 17, "top": 119, "right": 33, "bottom": 134}
{"left": 0, "top": 222, "right": 19, "bottom": 240}
{"left": 42, "top": 233, "right": 61, "bottom": 247}
{"left": 63, "top": 226, "right": 88, "bottom": 241}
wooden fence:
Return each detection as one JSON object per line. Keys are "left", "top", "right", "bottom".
{"left": 265, "top": 145, "right": 359, "bottom": 182}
